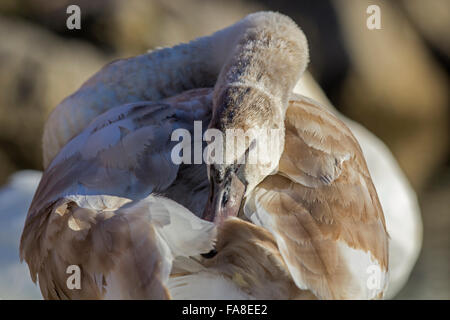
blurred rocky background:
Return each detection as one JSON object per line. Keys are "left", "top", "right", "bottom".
{"left": 0, "top": 0, "right": 448, "bottom": 299}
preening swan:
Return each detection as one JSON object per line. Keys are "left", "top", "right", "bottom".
{"left": 20, "top": 12, "right": 389, "bottom": 299}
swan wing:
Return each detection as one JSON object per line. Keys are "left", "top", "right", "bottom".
{"left": 294, "top": 74, "right": 422, "bottom": 298}
{"left": 244, "top": 95, "right": 389, "bottom": 299}
{"left": 20, "top": 90, "right": 214, "bottom": 299}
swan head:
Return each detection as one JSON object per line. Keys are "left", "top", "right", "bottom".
{"left": 201, "top": 12, "right": 309, "bottom": 225}
{"left": 202, "top": 85, "right": 286, "bottom": 225}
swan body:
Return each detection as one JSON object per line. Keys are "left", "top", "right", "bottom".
{"left": 20, "top": 12, "right": 390, "bottom": 299}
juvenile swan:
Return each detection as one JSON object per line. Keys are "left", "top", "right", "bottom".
{"left": 21, "top": 12, "right": 388, "bottom": 300}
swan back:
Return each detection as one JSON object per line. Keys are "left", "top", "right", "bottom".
{"left": 43, "top": 12, "right": 308, "bottom": 168}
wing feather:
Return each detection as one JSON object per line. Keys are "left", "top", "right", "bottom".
{"left": 245, "top": 95, "right": 389, "bottom": 299}
{"left": 20, "top": 89, "right": 214, "bottom": 299}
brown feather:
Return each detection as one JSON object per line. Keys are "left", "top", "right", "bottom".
{"left": 245, "top": 95, "right": 389, "bottom": 299}
{"left": 23, "top": 201, "right": 170, "bottom": 299}
{"left": 202, "top": 218, "right": 316, "bottom": 300}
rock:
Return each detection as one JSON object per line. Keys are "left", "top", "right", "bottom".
{"left": 0, "top": 16, "right": 107, "bottom": 183}
{"left": 401, "top": 0, "right": 450, "bottom": 58}
{"left": 333, "top": 0, "right": 448, "bottom": 190}
{"left": 106, "top": 0, "right": 261, "bottom": 56}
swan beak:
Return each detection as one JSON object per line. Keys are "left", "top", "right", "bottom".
{"left": 202, "top": 172, "right": 246, "bottom": 225}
